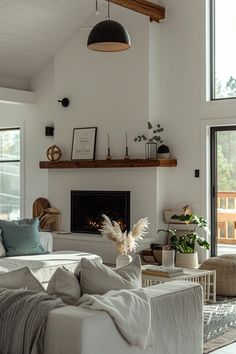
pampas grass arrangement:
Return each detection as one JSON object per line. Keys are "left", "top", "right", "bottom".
{"left": 99, "top": 214, "right": 149, "bottom": 255}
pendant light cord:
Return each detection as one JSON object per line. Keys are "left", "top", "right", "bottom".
{"left": 108, "top": 0, "right": 110, "bottom": 20}
{"left": 95, "top": 0, "right": 111, "bottom": 20}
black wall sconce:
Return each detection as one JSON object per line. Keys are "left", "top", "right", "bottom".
{"left": 45, "top": 126, "right": 54, "bottom": 137}
{"left": 58, "top": 97, "right": 70, "bottom": 107}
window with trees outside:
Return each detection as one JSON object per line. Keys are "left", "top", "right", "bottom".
{"left": 211, "top": 0, "right": 236, "bottom": 99}
{"left": 0, "top": 128, "right": 20, "bottom": 220}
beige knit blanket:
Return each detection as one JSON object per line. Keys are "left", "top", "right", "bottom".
{"left": 0, "top": 288, "right": 63, "bottom": 354}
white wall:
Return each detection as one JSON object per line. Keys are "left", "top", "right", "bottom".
{"left": 52, "top": 5, "right": 149, "bottom": 160}
{"left": 8, "top": 0, "right": 236, "bottom": 260}
{"left": 25, "top": 5, "right": 169, "bottom": 261}
{"left": 0, "top": 98, "right": 49, "bottom": 218}
{"left": 159, "top": 0, "right": 236, "bottom": 258}
{"left": 48, "top": 6, "right": 159, "bottom": 232}
{"left": 0, "top": 59, "right": 55, "bottom": 219}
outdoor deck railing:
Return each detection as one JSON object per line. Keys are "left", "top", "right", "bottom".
{"left": 217, "top": 191, "right": 236, "bottom": 244}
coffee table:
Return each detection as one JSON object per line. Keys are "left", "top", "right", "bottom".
{"left": 142, "top": 266, "right": 216, "bottom": 302}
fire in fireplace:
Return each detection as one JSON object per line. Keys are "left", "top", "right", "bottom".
{"left": 71, "top": 190, "right": 130, "bottom": 234}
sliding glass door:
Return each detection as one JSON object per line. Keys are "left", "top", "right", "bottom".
{"left": 211, "top": 126, "right": 236, "bottom": 256}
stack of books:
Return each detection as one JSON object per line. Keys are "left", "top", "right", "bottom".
{"left": 142, "top": 265, "right": 184, "bottom": 277}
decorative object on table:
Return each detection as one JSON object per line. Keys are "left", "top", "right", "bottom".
{"left": 157, "top": 144, "right": 170, "bottom": 159}
{"left": 164, "top": 206, "right": 192, "bottom": 224}
{"left": 58, "top": 97, "right": 70, "bottom": 107}
{"left": 71, "top": 127, "right": 97, "bottom": 160}
{"left": 99, "top": 214, "right": 149, "bottom": 268}
{"left": 45, "top": 126, "right": 54, "bottom": 137}
{"left": 162, "top": 246, "right": 175, "bottom": 267}
{"left": 124, "top": 132, "right": 130, "bottom": 160}
{"left": 115, "top": 254, "right": 132, "bottom": 268}
{"left": 159, "top": 206, "right": 210, "bottom": 269}
{"left": 46, "top": 144, "right": 62, "bottom": 162}
{"left": 142, "top": 265, "right": 183, "bottom": 277}
{"left": 106, "top": 133, "right": 112, "bottom": 160}
{"left": 87, "top": 0, "right": 131, "bottom": 52}
{"left": 134, "top": 122, "right": 164, "bottom": 159}
{"left": 140, "top": 247, "right": 161, "bottom": 264}
{"left": 33, "top": 197, "right": 60, "bottom": 231}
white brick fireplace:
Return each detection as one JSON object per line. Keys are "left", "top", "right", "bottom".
{"left": 49, "top": 167, "right": 166, "bottom": 263}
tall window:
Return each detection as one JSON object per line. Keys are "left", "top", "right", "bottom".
{"left": 0, "top": 128, "right": 20, "bottom": 220}
{"left": 211, "top": 0, "right": 236, "bottom": 99}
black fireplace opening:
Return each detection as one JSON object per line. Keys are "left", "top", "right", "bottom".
{"left": 71, "top": 190, "right": 130, "bottom": 234}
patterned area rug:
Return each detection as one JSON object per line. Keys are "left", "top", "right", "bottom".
{"left": 204, "top": 296, "right": 236, "bottom": 353}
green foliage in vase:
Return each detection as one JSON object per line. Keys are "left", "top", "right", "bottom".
{"left": 158, "top": 207, "right": 210, "bottom": 254}
{"left": 134, "top": 122, "right": 164, "bottom": 144}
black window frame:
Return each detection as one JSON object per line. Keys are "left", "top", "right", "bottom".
{"left": 0, "top": 127, "right": 21, "bottom": 219}
{"left": 210, "top": 0, "right": 215, "bottom": 101}
{"left": 210, "top": 0, "right": 236, "bottom": 101}
{"left": 210, "top": 125, "right": 236, "bottom": 256}
{"left": 0, "top": 127, "right": 20, "bottom": 163}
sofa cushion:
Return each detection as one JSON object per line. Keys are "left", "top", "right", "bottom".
{"left": 78, "top": 256, "right": 142, "bottom": 295}
{"left": 0, "top": 218, "right": 47, "bottom": 256}
{"left": 0, "top": 235, "right": 6, "bottom": 257}
{"left": 0, "top": 267, "right": 45, "bottom": 292}
{"left": 47, "top": 267, "right": 81, "bottom": 305}
{"left": 0, "top": 251, "right": 102, "bottom": 287}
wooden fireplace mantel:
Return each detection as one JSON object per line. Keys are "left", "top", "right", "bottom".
{"left": 39, "top": 158, "right": 177, "bottom": 169}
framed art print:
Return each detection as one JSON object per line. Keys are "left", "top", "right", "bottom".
{"left": 71, "top": 127, "right": 97, "bottom": 160}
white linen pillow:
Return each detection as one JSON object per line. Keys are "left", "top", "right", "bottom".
{"left": 78, "top": 256, "right": 142, "bottom": 295}
{"left": 47, "top": 267, "right": 81, "bottom": 305}
{"left": 0, "top": 235, "right": 6, "bottom": 257}
{"left": 0, "top": 267, "right": 45, "bottom": 292}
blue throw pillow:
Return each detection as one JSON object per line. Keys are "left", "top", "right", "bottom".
{"left": 0, "top": 218, "right": 48, "bottom": 256}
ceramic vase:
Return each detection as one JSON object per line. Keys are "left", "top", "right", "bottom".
{"left": 175, "top": 252, "right": 198, "bottom": 269}
{"left": 116, "top": 254, "right": 132, "bottom": 268}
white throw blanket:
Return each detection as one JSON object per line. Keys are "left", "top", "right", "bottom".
{"left": 78, "top": 288, "right": 152, "bottom": 349}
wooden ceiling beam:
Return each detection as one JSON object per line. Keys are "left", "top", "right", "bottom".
{"left": 109, "top": 0, "right": 165, "bottom": 23}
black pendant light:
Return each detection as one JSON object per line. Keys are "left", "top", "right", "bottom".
{"left": 87, "top": 0, "right": 131, "bottom": 52}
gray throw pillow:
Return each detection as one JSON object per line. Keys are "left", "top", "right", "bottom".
{"left": 0, "top": 218, "right": 47, "bottom": 256}
{"left": 0, "top": 267, "right": 45, "bottom": 292}
{"left": 47, "top": 267, "right": 81, "bottom": 305}
{"left": 77, "top": 256, "right": 142, "bottom": 295}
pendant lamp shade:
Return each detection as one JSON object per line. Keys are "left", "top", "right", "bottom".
{"left": 87, "top": 19, "right": 131, "bottom": 52}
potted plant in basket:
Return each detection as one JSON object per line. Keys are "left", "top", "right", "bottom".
{"left": 159, "top": 207, "right": 210, "bottom": 268}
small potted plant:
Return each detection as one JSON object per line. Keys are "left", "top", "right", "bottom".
{"left": 134, "top": 122, "right": 164, "bottom": 159}
{"left": 158, "top": 207, "right": 210, "bottom": 268}
{"left": 157, "top": 144, "right": 170, "bottom": 159}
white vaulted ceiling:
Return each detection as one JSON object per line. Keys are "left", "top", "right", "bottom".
{"left": 0, "top": 0, "right": 96, "bottom": 81}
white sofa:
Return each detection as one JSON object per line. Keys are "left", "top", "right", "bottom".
{"left": 44, "top": 281, "right": 203, "bottom": 354}
{"left": 0, "top": 233, "right": 203, "bottom": 353}
{"left": 0, "top": 232, "right": 101, "bottom": 287}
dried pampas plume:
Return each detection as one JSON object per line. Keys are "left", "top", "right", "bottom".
{"left": 132, "top": 218, "right": 149, "bottom": 239}
{"left": 99, "top": 214, "right": 149, "bottom": 255}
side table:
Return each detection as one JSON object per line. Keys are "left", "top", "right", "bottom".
{"left": 142, "top": 266, "right": 216, "bottom": 303}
